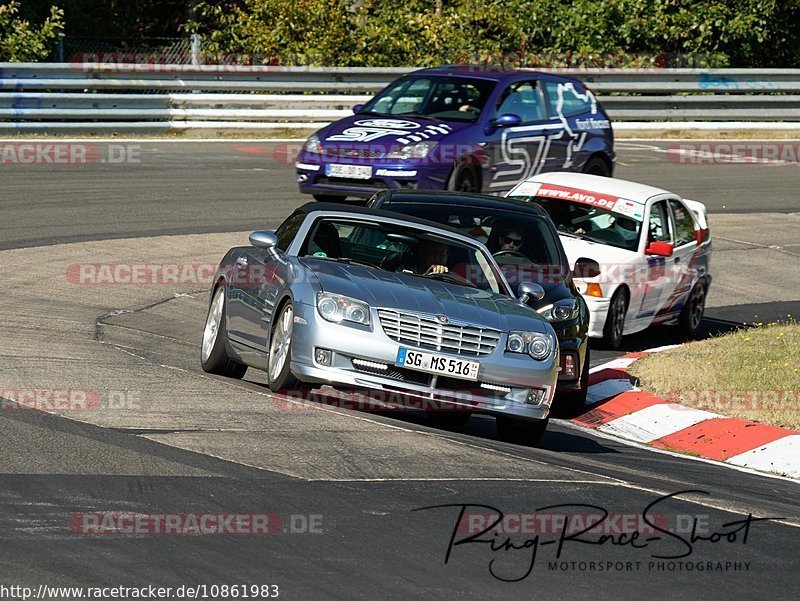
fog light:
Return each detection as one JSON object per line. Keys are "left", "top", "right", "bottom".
{"left": 526, "top": 388, "right": 546, "bottom": 405}
{"left": 561, "top": 353, "right": 577, "bottom": 379}
{"left": 315, "top": 348, "right": 332, "bottom": 366}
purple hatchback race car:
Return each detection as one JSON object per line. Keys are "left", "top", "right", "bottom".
{"left": 295, "top": 65, "right": 615, "bottom": 201}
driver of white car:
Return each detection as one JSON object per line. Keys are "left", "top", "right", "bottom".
{"left": 613, "top": 215, "right": 639, "bottom": 245}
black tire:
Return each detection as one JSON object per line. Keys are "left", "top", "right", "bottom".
{"left": 313, "top": 194, "right": 345, "bottom": 202}
{"left": 583, "top": 156, "right": 611, "bottom": 177}
{"left": 553, "top": 346, "right": 590, "bottom": 417}
{"left": 200, "top": 286, "right": 248, "bottom": 378}
{"left": 679, "top": 282, "right": 707, "bottom": 339}
{"left": 426, "top": 410, "right": 472, "bottom": 428}
{"left": 496, "top": 416, "right": 549, "bottom": 446}
{"left": 600, "top": 288, "right": 628, "bottom": 350}
{"left": 448, "top": 165, "right": 479, "bottom": 193}
{"left": 267, "top": 301, "right": 304, "bottom": 392}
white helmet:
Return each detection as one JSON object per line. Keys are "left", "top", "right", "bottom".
{"left": 613, "top": 216, "right": 639, "bottom": 243}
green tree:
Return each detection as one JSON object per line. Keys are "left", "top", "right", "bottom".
{"left": 186, "top": 0, "right": 800, "bottom": 67}
{"left": 0, "top": 1, "right": 64, "bottom": 61}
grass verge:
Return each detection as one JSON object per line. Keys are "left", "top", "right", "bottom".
{"left": 628, "top": 321, "right": 800, "bottom": 430}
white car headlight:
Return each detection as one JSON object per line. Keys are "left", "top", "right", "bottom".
{"left": 386, "top": 141, "right": 436, "bottom": 160}
{"left": 506, "top": 331, "right": 554, "bottom": 360}
{"left": 316, "top": 292, "right": 371, "bottom": 326}
{"left": 537, "top": 299, "right": 579, "bottom": 322}
{"left": 304, "top": 134, "right": 323, "bottom": 154}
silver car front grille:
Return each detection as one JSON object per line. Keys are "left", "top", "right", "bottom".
{"left": 377, "top": 309, "right": 501, "bottom": 356}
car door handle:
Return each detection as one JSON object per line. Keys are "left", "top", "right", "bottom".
{"left": 674, "top": 256, "right": 681, "bottom": 263}
{"left": 236, "top": 256, "right": 248, "bottom": 268}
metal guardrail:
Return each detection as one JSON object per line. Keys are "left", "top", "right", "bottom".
{"left": 1, "top": 64, "right": 799, "bottom": 132}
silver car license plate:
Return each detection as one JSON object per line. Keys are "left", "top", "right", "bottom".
{"left": 325, "top": 164, "right": 372, "bottom": 179}
{"left": 396, "top": 348, "right": 479, "bottom": 381}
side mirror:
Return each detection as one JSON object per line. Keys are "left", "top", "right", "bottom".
{"left": 494, "top": 113, "right": 522, "bottom": 128}
{"left": 352, "top": 103, "right": 364, "bottom": 113}
{"left": 249, "top": 230, "right": 278, "bottom": 252}
{"left": 517, "top": 281, "right": 545, "bottom": 304}
{"left": 573, "top": 257, "right": 600, "bottom": 279}
{"left": 645, "top": 241, "right": 674, "bottom": 257}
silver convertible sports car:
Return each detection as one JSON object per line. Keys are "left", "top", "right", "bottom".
{"left": 201, "top": 203, "right": 560, "bottom": 445}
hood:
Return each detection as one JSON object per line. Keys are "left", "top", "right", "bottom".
{"left": 560, "top": 236, "right": 638, "bottom": 271}
{"left": 317, "top": 114, "right": 470, "bottom": 151}
{"left": 301, "top": 258, "right": 549, "bottom": 333}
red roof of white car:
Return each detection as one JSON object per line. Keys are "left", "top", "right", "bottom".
{"left": 518, "top": 172, "right": 676, "bottom": 205}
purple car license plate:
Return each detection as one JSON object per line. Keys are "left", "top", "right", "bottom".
{"left": 325, "top": 163, "right": 372, "bottom": 179}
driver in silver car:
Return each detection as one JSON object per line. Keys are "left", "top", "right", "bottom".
{"left": 415, "top": 240, "right": 450, "bottom": 275}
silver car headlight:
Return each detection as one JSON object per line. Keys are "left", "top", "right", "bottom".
{"left": 316, "top": 292, "right": 371, "bottom": 326}
{"left": 304, "top": 134, "right": 323, "bottom": 154}
{"left": 537, "top": 299, "right": 579, "bottom": 322}
{"left": 506, "top": 331, "right": 554, "bottom": 360}
{"left": 386, "top": 141, "right": 436, "bottom": 160}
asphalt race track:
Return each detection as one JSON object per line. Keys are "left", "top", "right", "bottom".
{"left": 4, "top": 139, "right": 800, "bottom": 251}
{"left": 1, "top": 138, "right": 799, "bottom": 600}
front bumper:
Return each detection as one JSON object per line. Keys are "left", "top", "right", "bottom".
{"left": 550, "top": 318, "right": 589, "bottom": 391}
{"left": 295, "top": 152, "right": 452, "bottom": 198}
{"left": 583, "top": 296, "right": 611, "bottom": 338}
{"left": 289, "top": 302, "right": 558, "bottom": 421}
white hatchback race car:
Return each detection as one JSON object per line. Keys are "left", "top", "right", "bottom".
{"left": 507, "top": 173, "right": 711, "bottom": 349}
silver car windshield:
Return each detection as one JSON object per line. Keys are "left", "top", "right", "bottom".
{"left": 300, "top": 217, "right": 506, "bottom": 294}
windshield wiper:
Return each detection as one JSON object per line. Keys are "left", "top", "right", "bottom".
{"left": 423, "top": 272, "right": 478, "bottom": 288}
{"left": 396, "top": 112, "right": 443, "bottom": 123}
{"left": 306, "top": 255, "right": 383, "bottom": 269}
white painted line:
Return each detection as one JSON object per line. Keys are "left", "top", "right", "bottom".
{"left": 726, "top": 435, "right": 800, "bottom": 479}
{"left": 311, "top": 478, "right": 617, "bottom": 483}
{"left": 597, "top": 403, "right": 720, "bottom": 443}
{"left": 613, "top": 121, "right": 800, "bottom": 130}
{"left": 587, "top": 379, "right": 638, "bottom": 404}
{"left": 0, "top": 138, "right": 306, "bottom": 143}
{"left": 620, "top": 138, "right": 800, "bottom": 142}
{"left": 643, "top": 344, "right": 683, "bottom": 353}
{"left": 588, "top": 357, "right": 638, "bottom": 373}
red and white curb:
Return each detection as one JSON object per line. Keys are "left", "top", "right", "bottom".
{"left": 571, "top": 346, "right": 800, "bottom": 480}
